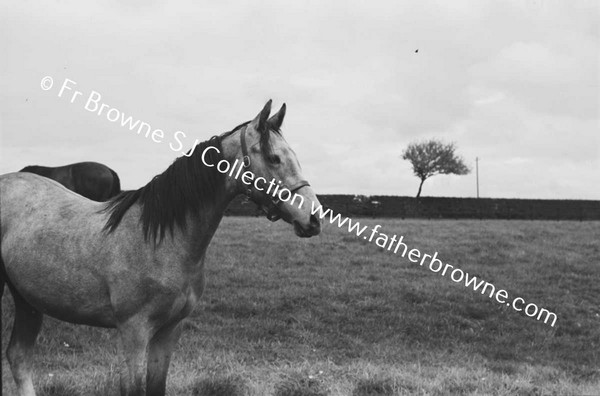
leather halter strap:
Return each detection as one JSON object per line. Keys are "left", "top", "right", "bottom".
{"left": 240, "top": 126, "right": 310, "bottom": 222}
{"left": 241, "top": 127, "right": 251, "bottom": 168}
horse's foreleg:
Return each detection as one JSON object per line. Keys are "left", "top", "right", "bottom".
{"left": 146, "top": 321, "right": 182, "bottom": 396}
{"left": 7, "top": 293, "right": 43, "bottom": 396}
{"left": 117, "top": 320, "right": 151, "bottom": 396}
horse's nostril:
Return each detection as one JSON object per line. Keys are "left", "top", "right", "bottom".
{"left": 309, "top": 214, "right": 321, "bottom": 228}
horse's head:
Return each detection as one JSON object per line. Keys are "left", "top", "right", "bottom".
{"left": 223, "top": 101, "right": 321, "bottom": 237}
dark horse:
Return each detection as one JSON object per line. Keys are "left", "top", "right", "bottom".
{"left": 20, "top": 162, "right": 121, "bottom": 201}
{"left": 0, "top": 101, "right": 321, "bottom": 396}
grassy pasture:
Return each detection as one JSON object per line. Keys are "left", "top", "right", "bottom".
{"left": 2, "top": 218, "right": 600, "bottom": 395}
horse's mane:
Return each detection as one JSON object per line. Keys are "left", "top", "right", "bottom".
{"left": 102, "top": 135, "right": 226, "bottom": 244}
{"left": 102, "top": 121, "right": 281, "bottom": 244}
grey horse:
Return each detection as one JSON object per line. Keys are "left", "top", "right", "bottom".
{"left": 0, "top": 101, "right": 321, "bottom": 396}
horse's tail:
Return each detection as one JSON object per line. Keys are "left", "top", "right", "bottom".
{"left": 109, "top": 168, "right": 122, "bottom": 197}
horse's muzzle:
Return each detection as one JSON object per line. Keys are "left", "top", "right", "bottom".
{"left": 293, "top": 214, "right": 321, "bottom": 238}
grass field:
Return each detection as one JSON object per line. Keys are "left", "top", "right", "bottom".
{"left": 2, "top": 218, "right": 600, "bottom": 395}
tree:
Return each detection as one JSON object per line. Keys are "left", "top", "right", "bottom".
{"left": 402, "top": 140, "right": 470, "bottom": 198}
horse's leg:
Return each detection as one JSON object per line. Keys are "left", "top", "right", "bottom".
{"left": 146, "top": 321, "right": 183, "bottom": 396}
{"left": 117, "top": 320, "right": 151, "bottom": 396}
{"left": 6, "top": 292, "right": 43, "bottom": 396}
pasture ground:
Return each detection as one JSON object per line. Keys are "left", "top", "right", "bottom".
{"left": 2, "top": 218, "right": 600, "bottom": 395}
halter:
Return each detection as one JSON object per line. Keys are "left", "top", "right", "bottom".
{"left": 240, "top": 126, "right": 310, "bottom": 222}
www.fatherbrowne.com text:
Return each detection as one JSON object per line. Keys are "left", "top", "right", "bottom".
{"left": 309, "top": 205, "right": 557, "bottom": 327}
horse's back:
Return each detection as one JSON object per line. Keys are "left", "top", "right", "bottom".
{"left": 1, "top": 171, "right": 99, "bottom": 214}
{"left": 0, "top": 172, "right": 106, "bottom": 249}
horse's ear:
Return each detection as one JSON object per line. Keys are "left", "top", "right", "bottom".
{"left": 267, "top": 103, "right": 286, "bottom": 130}
{"left": 250, "top": 100, "right": 272, "bottom": 132}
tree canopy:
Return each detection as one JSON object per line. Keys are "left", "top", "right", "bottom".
{"left": 402, "top": 140, "right": 470, "bottom": 197}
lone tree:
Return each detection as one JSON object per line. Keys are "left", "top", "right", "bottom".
{"left": 402, "top": 140, "right": 470, "bottom": 198}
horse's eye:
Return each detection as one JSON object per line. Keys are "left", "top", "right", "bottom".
{"left": 268, "top": 155, "right": 281, "bottom": 165}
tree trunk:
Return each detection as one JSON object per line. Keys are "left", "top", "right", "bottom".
{"left": 416, "top": 178, "right": 425, "bottom": 198}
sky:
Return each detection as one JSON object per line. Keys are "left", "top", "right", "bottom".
{"left": 1, "top": 0, "right": 598, "bottom": 199}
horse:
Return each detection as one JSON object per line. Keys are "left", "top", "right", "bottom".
{"left": 0, "top": 100, "right": 321, "bottom": 396}
{"left": 20, "top": 161, "right": 121, "bottom": 201}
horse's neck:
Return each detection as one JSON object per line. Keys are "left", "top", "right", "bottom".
{"left": 177, "top": 186, "right": 238, "bottom": 264}
{"left": 165, "top": 134, "right": 243, "bottom": 263}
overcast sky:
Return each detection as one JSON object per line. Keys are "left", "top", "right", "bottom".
{"left": 1, "top": 0, "right": 598, "bottom": 199}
